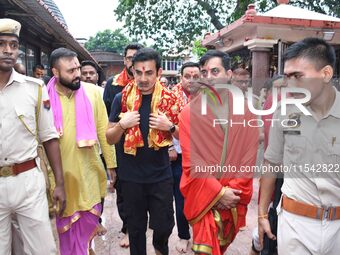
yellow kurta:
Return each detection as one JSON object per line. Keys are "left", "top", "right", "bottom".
{"left": 57, "top": 82, "right": 116, "bottom": 217}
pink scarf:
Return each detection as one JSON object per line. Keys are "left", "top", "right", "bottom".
{"left": 47, "top": 77, "right": 97, "bottom": 147}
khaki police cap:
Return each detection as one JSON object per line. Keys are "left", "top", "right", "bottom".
{"left": 0, "top": 18, "right": 21, "bottom": 37}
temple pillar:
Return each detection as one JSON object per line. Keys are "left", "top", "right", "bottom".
{"left": 244, "top": 39, "right": 277, "bottom": 96}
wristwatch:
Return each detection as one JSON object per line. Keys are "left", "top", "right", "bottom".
{"left": 169, "top": 124, "right": 176, "bottom": 133}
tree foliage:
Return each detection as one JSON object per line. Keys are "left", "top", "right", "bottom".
{"left": 115, "top": 0, "right": 339, "bottom": 54}
{"left": 192, "top": 39, "right": 208, "bottom": 59}
{"left": 84, "top": 29, "right": 130, "bottom": 53}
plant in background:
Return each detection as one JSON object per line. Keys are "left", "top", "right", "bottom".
{"left": 115, "top": 0, "right": 338, "bottom": 54}
{"left": 192, "top": 39, "right": 208, "bottom": 59}
{"left": 85, "top": 29, "right": 130, "bottom": 54}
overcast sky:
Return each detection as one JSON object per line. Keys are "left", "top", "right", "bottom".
{"left": 53, "top": 0, "right": 123, "bottom": 39}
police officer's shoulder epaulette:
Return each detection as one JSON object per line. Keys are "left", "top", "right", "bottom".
{"left": 24, "top": 76, "right": 44, "bottom": 87}
{"left": 272, "top": 101, "right": 286, "bottom": 117}
{"left": 287, "top": 102, "right": 302, "bottom": 114}
{"left": 275, "top": 100, "right": 301, "bottom": 116}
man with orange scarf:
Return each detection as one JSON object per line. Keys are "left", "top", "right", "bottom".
{"left": 179, "top": 50, "right": 259, "bottom": 255}
{"left": 106, "top": 48, "right": 181, "bottom": 255}
{"left": 103, "top": 43, "right": 143, "bottom": 247}
{"left": 103, "top": 43, "right": 144, "bottom": 115}
{"left": 170, "top": 62, "right": 201, "bottom": 253}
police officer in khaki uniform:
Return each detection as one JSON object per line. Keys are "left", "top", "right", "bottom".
{"left": 0, "top": 18, "right": 66, "bottom": 254}
{"left": 259, "top": 38, "right": 340, "bottom": 254}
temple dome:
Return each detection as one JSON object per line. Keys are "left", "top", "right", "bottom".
{"left": 42, "top": 0, "right": 68, "bottom": 29}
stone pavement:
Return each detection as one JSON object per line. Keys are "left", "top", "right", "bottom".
{"left": 89, "top": 179, "right": 259, "bottom": 255}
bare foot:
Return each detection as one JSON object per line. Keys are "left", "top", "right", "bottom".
{"left": 96, "top": 223, "right": 107, "bottom": 236}
{"left": 175, "top": 239, "right": 189, "bottom": 253}
{"left": 119, "top": 233, "right": 129, "bottom": 248}
{"left": 155, "top": 249, "right": 162, "bottom": 255}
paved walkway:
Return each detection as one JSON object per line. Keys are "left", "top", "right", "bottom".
{"left": 90, "top": 179, "right": 259, "bottom": 255}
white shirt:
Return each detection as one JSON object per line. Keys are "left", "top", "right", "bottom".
{"left": 0, "top": 70, "right": 58, "bottom": 166}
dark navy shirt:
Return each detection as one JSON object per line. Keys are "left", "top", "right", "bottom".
{"left": 103, "top": 76, "right": 124, "bottom": 116}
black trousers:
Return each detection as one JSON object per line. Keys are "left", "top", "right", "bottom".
{"left": 99, "top": 154, "right": 107, "bottom": 224}
{"left": 261, "top": 178, "right": 283, "bottom": 255}
{"left": 171, "top": 154, "right": 190, "bottom": 240}
{"left": 114, "top": 174, "right": 128, "bottom": 233}
{"left": 121, "top": 178, "right": 175, "bottom": 255}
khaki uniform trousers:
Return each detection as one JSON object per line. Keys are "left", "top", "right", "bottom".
{"left": 0, "top": 167, "right": 57, "bottom": 255}
{"left": 278, "top": 209, "right": 340, "bottom": 255}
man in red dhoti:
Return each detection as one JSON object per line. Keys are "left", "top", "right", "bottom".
{"left": 179, "top": 50, "right": 259, "bottom": 255}
{"left": 171, "top": 62, "right": 200, "bottom": 253}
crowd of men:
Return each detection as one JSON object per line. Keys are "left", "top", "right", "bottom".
{"left": 1, "top": 17, "right": 340, "bottom": 255}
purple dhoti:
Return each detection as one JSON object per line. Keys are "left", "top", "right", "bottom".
{"left": 56, "top": 203, "right": 102, "bottom": 255}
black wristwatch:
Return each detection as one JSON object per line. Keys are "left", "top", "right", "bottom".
{"left": 169, "top": 124, "right": 176, "bottom": 133}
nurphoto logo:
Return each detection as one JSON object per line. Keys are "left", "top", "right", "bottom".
{"left": 201, "top": 83, "right": 312, "bottom": 116}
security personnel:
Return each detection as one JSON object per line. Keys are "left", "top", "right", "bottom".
{"left": 0, "top": 18, "right": 66, "bottom": 254}
{"left": 259, "top": 38, "right": 340, "bottom": 254}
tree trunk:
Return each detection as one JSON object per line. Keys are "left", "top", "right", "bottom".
{"left": 194, "top": 0, "right": 225, "bottom": 30}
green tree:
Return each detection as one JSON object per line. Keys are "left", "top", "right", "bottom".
{"left": 115, "top": 0, "right": 339, "bottom": 53}
{"left": 192, "top": 39, "right": 208, "bottom": 58}
{"left": 84, "top": 29, "right": 130, "bottom": 53}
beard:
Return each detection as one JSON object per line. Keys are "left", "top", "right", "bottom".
{"left": 184, "top": 84, "right": 199, "bottom": 96}
{"left": 59, "top": 76, "right": 81, "bottom": 91}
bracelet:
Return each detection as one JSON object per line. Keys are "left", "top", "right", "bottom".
{"left": 258, "top": 214, "right": 268, "bottom": 219}
{"left": 118, "top": 121, "right": 126, "bottom": 130}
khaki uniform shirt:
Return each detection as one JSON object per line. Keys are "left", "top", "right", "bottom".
{"left": 265, "top": 87, "right": 340, "bottom": 207}
{"left": 0, "top": 70, "right": 58, "bottom": 166}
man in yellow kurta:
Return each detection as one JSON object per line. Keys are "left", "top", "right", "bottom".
{"left": 47, "top": 48, "right": 116, "bottom": 255}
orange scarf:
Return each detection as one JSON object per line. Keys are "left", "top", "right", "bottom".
{"left": 120, "top": 80, "right": 181, "bottom": 156}
{"left": 179, "top": 94, "right": 258, "bottom": 255}
{"left": 172, "top": 83, "right": 189, "bottom": 109}
{"left": 113, "top": 68, "right": 133, "bottom": 87}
